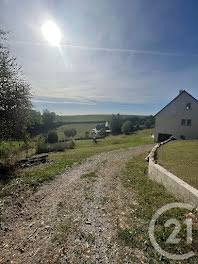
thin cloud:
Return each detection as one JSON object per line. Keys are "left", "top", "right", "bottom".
{"left": 10, "top": 40, "right": 198, "bottom": 57}
{"left": 31, "top": 98, "right": 57, "bottom": 104}
{"left": 63, "top": 100, "right": 96, "bottom": 105}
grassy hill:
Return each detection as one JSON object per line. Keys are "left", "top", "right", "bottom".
{"left": 56, "top": 114, "right": 146, "bottom": 123}
{"left": 56, "top": 123, "right": 98, "bottom": 139}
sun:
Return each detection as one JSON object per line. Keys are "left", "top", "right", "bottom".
{"left": 41, "top": 20, "right": 61, "bottom": 46}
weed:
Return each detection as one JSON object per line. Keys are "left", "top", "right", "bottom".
{"left": 101, "top": 159, "right": 108, "bottom": 166}
{"left": 80, "top": 171, "right": 96, "bottom": 179}
{"left": 80, "top": 171, "right": 97, "bottom": 183}
{"left": 52, "top": 219, "right": 73, "bottom": 244}
{"left": 80, "top": 231, "right": 95, "bottom": 244}
{"left": 100, "top": 196, "right": 112, "bottom": 205}
{"left": 84, "top": 193, "right": 94, "bottom": 201}
{"left": 57, "top": 201, "right": 64, "bottom": 208}
{"left": 117, "top": 227, "right": 134, "bottom": 246}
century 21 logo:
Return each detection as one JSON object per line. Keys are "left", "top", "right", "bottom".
{"left": 149, "top": 203, "right": 195, "bottom": 260}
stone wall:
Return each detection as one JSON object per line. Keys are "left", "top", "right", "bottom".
{"left": 147, "top": 138, "right": 198, "bottom": 207}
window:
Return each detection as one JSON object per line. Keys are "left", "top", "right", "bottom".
{"left": 181, "top": 119, "right": 185, "bottom": 126}
{"left": 187, "top": 119, "right": 192, "bottom": 126}
{"left": 186, "top": 103, "right": 191, "bottom": 110}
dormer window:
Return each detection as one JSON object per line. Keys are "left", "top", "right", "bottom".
{"left": 186, "top": 103, "right": 191, "bottom": 110}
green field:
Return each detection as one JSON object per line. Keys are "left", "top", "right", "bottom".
{"left": 158, "top": 140, "right": 198, "bottom": 190}
{"left": 0, "top": 129, "right": 153, "bottom": 199}
{"left": 56, "top": 114, "right": 146, "bottom": 123}
{"left": 56, "top": 123, "right": 98, "bottom": 139}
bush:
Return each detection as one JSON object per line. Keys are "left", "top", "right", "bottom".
{"left": 36, "top": 141, "right": 75, "bottom": 154}
{"left": 122, "top": 121, "right": 133, "bottom": 135}
{"left": 47, "top": 131, "right": 58, "bottom": 143}
{"left": 64, "top": 128, "right": 77, "bottom": 138}
{"left": 67, "top": 140, "right": 75, "bottom": 149}
{"left": 37, "top": 142, "right": 66, "bottom": 154}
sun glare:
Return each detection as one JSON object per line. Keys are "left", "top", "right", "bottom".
{"left": 41, "top": 21, "right": 61, "bottom": 46}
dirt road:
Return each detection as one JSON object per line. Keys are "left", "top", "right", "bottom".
{"left": 0, "top": 144, "right": 153, "bottom": 264}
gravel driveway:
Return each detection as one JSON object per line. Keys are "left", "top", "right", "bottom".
{"left": 0, "top": 144, "right": 153, "bottom": 264}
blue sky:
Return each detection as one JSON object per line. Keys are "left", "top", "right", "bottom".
{"left": 1, "top": 0, "right": 198, "bottom": 115}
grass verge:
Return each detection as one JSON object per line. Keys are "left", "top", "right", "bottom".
{"left": 119, "top": 152, "right": 198, "bottom": 263}
{"left": 157, "top": 140, "right": 198, "bottom": 190}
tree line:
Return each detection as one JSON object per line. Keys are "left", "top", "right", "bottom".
{"left": 110, "top": 114, "right": 155, "bottom": 135}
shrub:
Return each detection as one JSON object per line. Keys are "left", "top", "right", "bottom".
{"left": 67, "top": 140, "right": 75, "bottom": 149}
{"left": 36, "top": 142, "right": 67, "bottom": 154}
{"left": 122, "top": 121, "right": 133, "bottom": 135}
{"left": 64, "top": 128, "right": 77, "bottom": 138}
{"left": 36, "top": 141, "right": 75, "bottom": 154}
{"left": 47, "top": 131, "right": 58, "bottom": 143}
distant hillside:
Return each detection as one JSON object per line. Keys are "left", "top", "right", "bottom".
{"left": 57, "top": 114, "right": 147, "bottom": 123}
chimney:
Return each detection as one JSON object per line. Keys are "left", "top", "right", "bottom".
{"left": 179, "top": 89, "right": 184, "bottom": 94}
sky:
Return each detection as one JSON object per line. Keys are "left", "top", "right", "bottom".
{"left": 0, "top": 0, "right": 198, "bottom": 115}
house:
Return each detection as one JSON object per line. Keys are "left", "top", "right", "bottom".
{"left": 154, "top": 90, "right": 198, "bottom": 142}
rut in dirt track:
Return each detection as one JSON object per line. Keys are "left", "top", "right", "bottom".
{"left": 0, "top": 144, "right": 153, "bottom": 264}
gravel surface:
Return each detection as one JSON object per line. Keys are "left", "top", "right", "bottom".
{"left": 0, "top": 144, "right": 153, "bottom": 264}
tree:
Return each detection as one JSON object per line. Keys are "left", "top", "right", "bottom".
{"left": 64, "top": 128, "right": 77, "bottom": 138}
{"left": 47, "top": 131, "right": 58, "bottom": 143}
{"left": 42, "top": 109, "right": 56, "bottom": 127}
{"left": 0, "top": 30, "right": 32, "bottom": 140}
{"left": 27, "top": 109, "right": 42, "bottom": 136}
{"left": 144, "top": 120, "right": 152, "bottom": 129}
{"left": 110, "top": 114, "right": 122, "bottom": 135}
{"left": 122, "top": 120, "right": 133, "bottom": 135}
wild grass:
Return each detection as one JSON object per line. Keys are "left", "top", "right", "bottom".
{"left": 117, "top": 227, "right": 134, "bottom": 246}
{"left": 119, "top": 152, "right": 198, "bottom": 263}
{"left": 80, "top": 171, "right": 97, "bottom": 179}
{"left": 157, "top": 140, "right": 198, "bottom": 190}
{"left": 0, "top": 140, "right": 36, "bottom": 166}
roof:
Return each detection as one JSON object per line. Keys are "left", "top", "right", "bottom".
{"left": 155, "top": 90, "right": 198, "bottom": 117}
